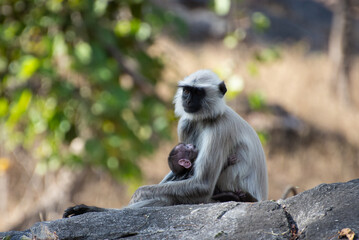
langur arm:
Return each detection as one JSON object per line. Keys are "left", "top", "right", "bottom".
{"left": 131, "top": 132, "right": 228, "bottom": 204}
{"left": 159, "top": 171, "right": 176, "bottom": 184}
{"left": 63, "top": 200, "right": 171, "bottom": 218}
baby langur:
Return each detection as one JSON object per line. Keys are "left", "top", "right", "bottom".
{"left": 168, "top": 143, "right": 198, "bottom": 180}
{"left": 168, "top": 143, "right": 258, "bottom": 202}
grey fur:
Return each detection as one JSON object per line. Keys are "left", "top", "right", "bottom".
{"left": 129, "top": 69, "right": 268, "bottom": 207}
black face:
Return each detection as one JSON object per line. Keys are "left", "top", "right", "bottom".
{"left": 181, "top": 86, "right": 206, "bottom": 113}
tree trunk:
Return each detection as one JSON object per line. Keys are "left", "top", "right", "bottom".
{"left": 328, "top": 0, "right": 355, "bottom": 105}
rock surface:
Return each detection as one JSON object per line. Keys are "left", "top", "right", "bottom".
{"left": 1, "top": 179, "right": 358, "bottom": 240}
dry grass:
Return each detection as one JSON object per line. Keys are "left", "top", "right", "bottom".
{"left": 251, "top": 47, "right": 359, "bottom": 146}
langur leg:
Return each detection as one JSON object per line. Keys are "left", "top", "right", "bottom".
{"left": 238, "top": 191, "right": 258, "bottom": 202}
{"left": 212, "top": 192, "right": 241, "bottom": 202}
{"left": 212, "top": 188, "right": 258, "bottom": 203}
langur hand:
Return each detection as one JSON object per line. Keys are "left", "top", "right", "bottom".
{"left": 130, "top": 185, "right": 154, "bottom": 204}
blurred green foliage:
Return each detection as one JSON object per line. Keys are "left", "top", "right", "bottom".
{"left": 0, "top": 0, "right": 176, "bottom": 181}
{"left": 255, "top": 47, "right": 281, "bottom": 63}
{"left": 251, "top": 12, "right": 270, "bottom": 32}
{"left": 248, "top": 92, "right": 266, "bottom": 111}
{"left": 213, "top": 0, "right": 231, "bottom": 16}
{"left": 257, "top": 131, "right": 269, "bottom": 146}
{"left": 247, "top": 47, "right": 281, "bottom": 76}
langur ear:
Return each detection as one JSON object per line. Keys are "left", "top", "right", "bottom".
{"left": 178, "top": 159, "right": 192, "bottom": 169}
{"left": 219, "top": 81, "right": 227, "bottom": 96}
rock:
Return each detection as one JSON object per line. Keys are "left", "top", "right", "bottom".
{"left": 1, "top": 179, "right": 358, "bottom": 240}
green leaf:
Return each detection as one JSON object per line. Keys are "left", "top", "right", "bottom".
{"left": 75, "top": 41, "right": 92, "bottom": 64}
{"left": 114, "top": 20, "right": 132, "bottom": 37}
{"left": 247, "top": 61, "right": 259, "bottom": 76}
{"left": 2, "top": 22, "right": 21, "bottom": 42}
{"left": 18, "top": 56, "right": 40, "bottom": 80}
{"left": 252, "top": 12, "right": 271, "bottom": 32}
{"left": 0, "top": 98, "right": 9, "bottom": 117}
{"left": 255, "top": 48, "right": 281, "bottom": 62}
{"left": 248, "top": 92, "right": 266, "bottom": 111}
{"left": 107, "top": 156, "right": 119, "bottom": 170}
{"left": 214, "top": 0, "right": 231, "bottom": 16}
{"left": 136, "top": 22, "right": 152, "bottom": 41}
{"left": 94, "top": 0, "right": 108, "bottom": 16}
{"left": 226, "top": 75, "right": 244, "bottom": 100}
{"left": 257, "top": 131, "right": 269, "bottom": 145}
{"left": 7, "top": 90, "right": 32, "bottom": 127}
{"left": 85, "top": 138, "right": 106, "bottom": 163}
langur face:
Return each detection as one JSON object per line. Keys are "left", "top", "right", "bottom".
{"left": 174, "top": 143, "right": 198, "bottom": 160}
{"left": 181, "top": 87, "right": 206, "bottom": 113}
{"left": 174, "top": 70, "right": 228, "bottom": 120}
{"left": 169, "top": 143, "right": 198, "bottom": 175}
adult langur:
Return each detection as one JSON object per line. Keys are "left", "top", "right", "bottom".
{"left": 63, "top": 70, "right": 268, "bottom": 217}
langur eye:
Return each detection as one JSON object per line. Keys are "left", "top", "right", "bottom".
{"left": 183, "top": 88, "right": 190, "bottom": 95}
{"left": 185, "top": 144, "right": 194, "bottom": 150}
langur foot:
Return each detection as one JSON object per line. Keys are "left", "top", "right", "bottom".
{"left": 63, "top": 204, "right": 106, "bottom": 218}
{"left": 212, "top": 189, "right": 258, "bottom": 203}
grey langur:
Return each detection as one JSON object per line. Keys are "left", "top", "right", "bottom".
{"left": 129, "top": 69, "right": 268, "bottom": 206}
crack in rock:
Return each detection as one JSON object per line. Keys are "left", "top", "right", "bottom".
{"left": 276, "top": 202, "right": 299, "bottom": 240}
{"left": 118, "top": 232, "right": 139, "bottom": 238}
